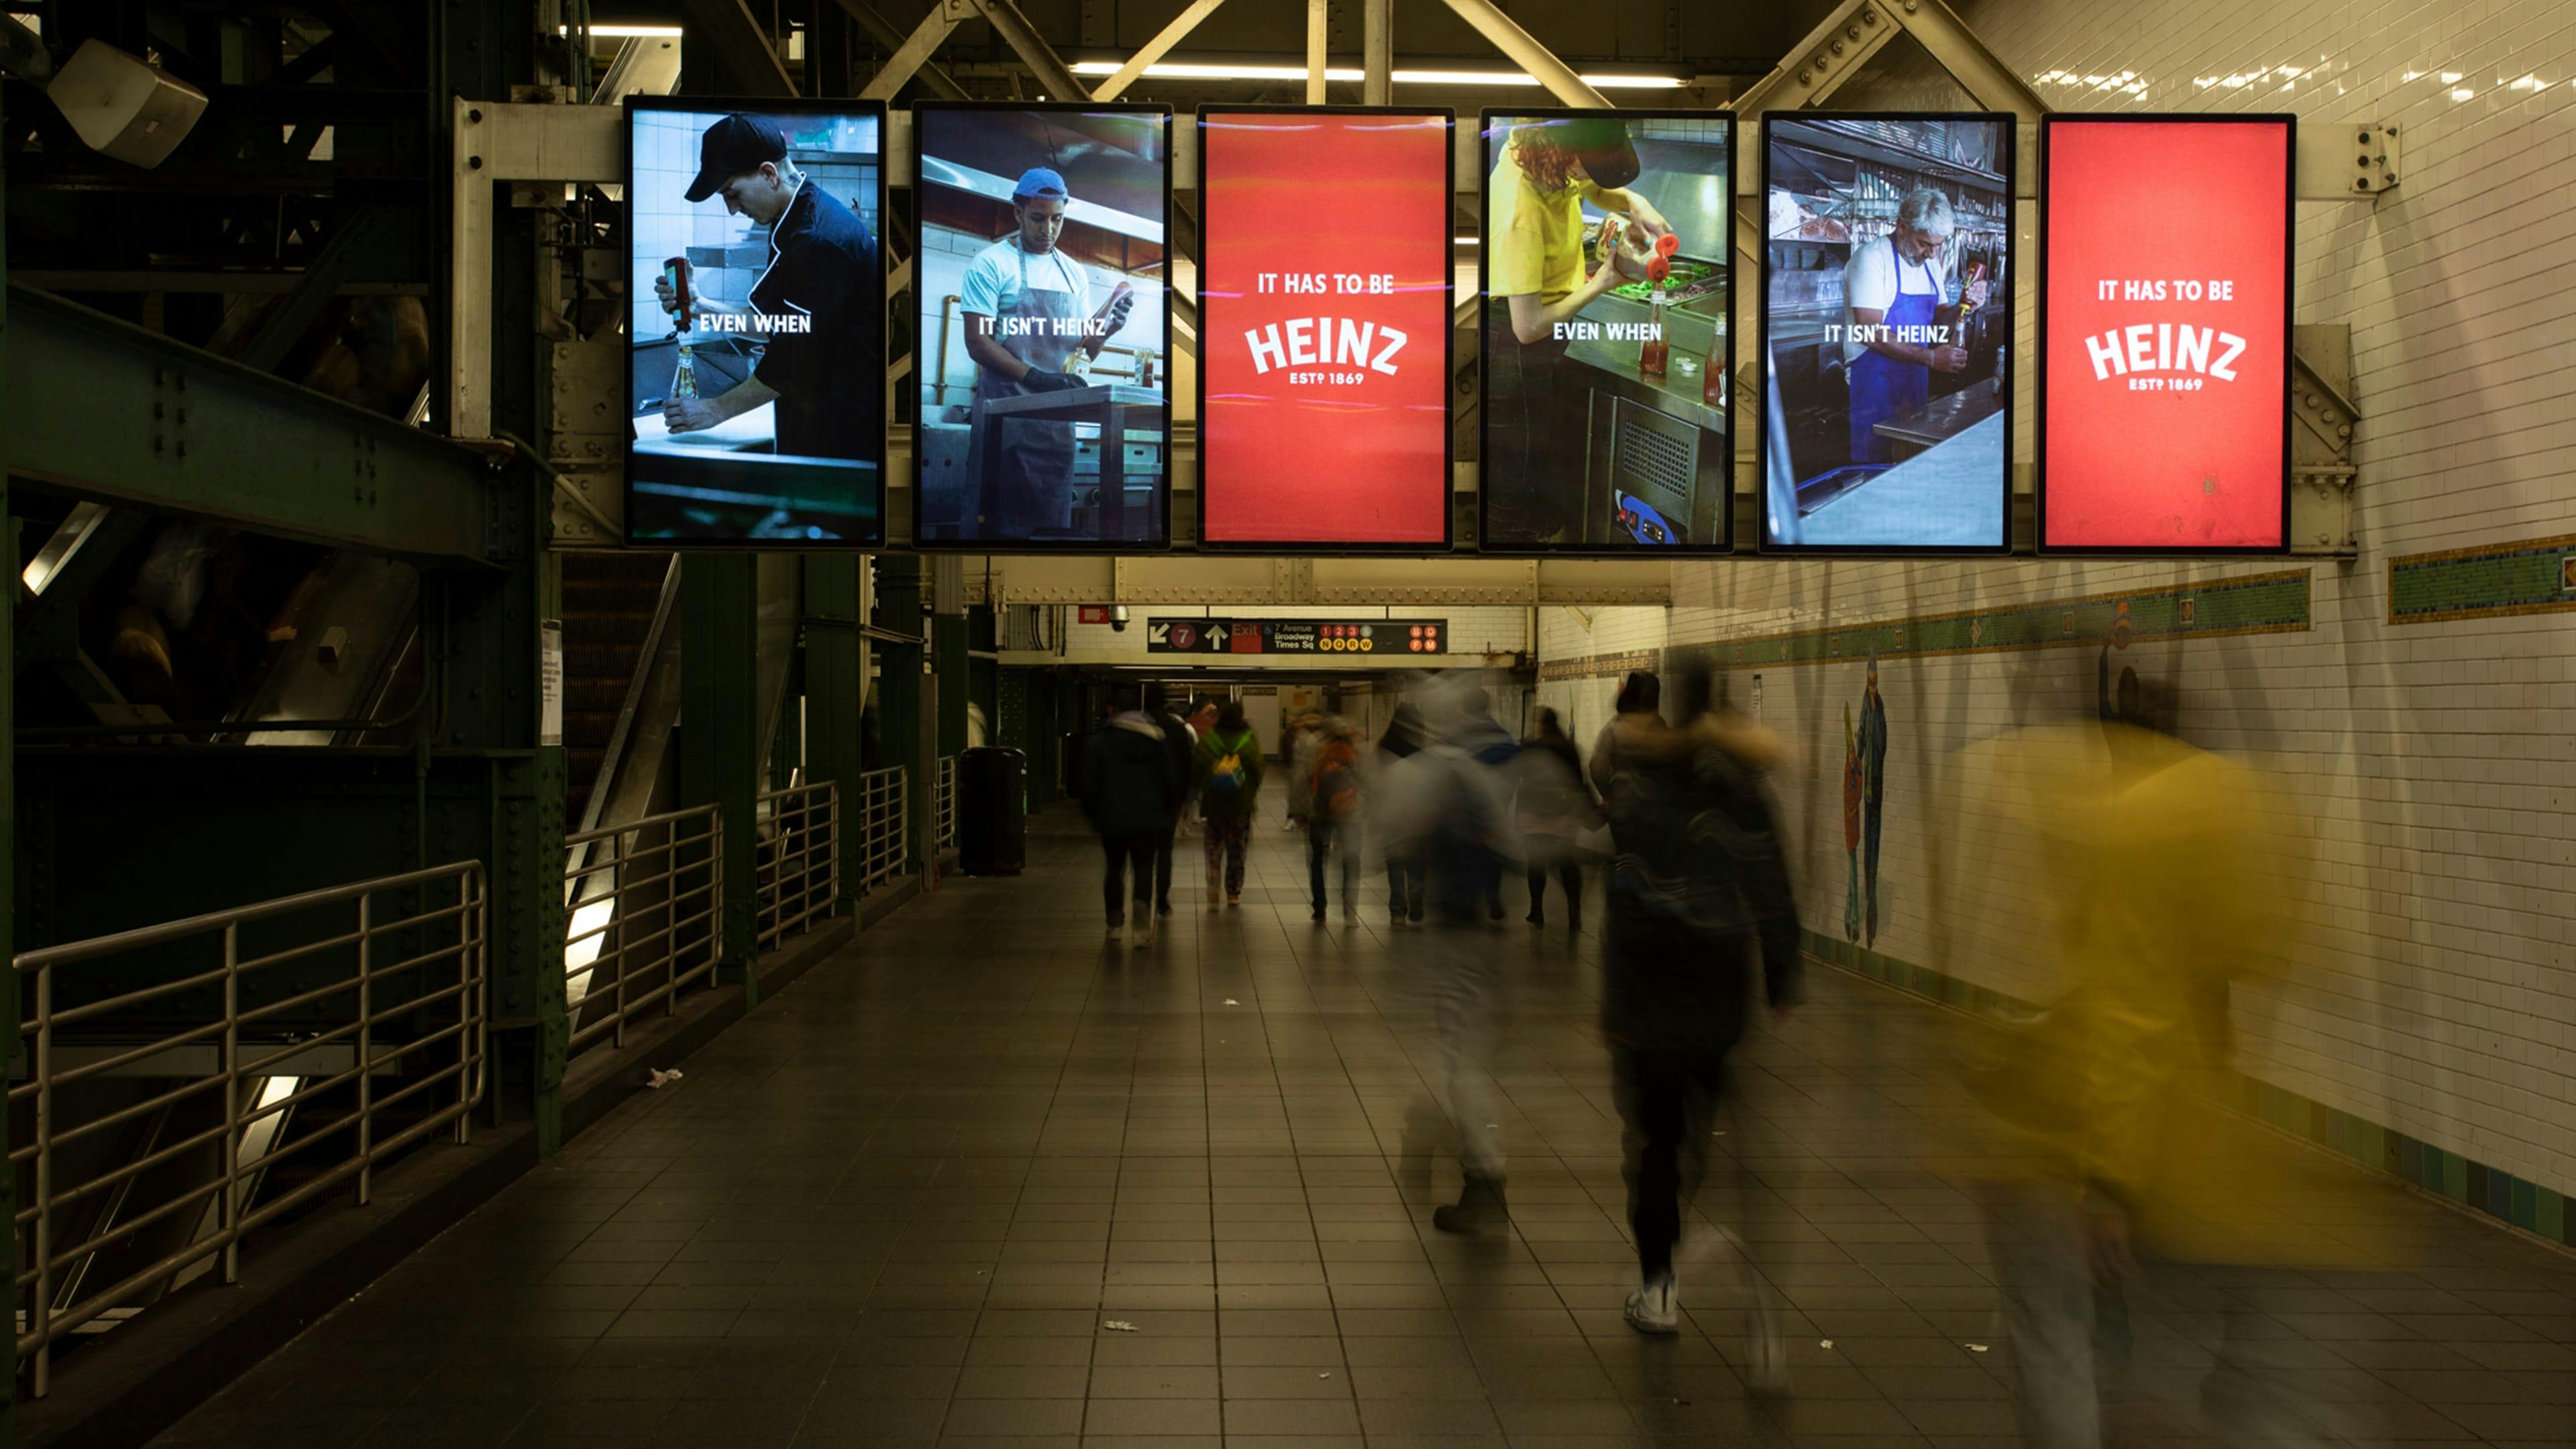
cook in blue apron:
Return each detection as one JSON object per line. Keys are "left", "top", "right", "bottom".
{"left": 1846, "top": 246, "right": 1941, "bottom": 465}
{"left": 959, "top": 166, "right": 1135, "bottom": 539}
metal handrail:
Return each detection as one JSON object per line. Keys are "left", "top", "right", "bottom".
{"left": 854, "top": 767, "right": 908, "bottom": 894}
{"left": 755, "top": 782, "right": 839, "bottom": 952}
{"left": 564, "top": 804, "right": 722, "bottom": 1057}
{"left": 934, "top": 755, "right": 959, "bottom": 853}
{"left": 11, "top": 861, "right": 488, "bottom": 1397}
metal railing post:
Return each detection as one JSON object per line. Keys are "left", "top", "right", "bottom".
{"left": 220, "top": 923, "right": 241, "bottom": 1285}
{"left": 611, "top": 837, "right": 628, "bottom": 1049}
{"left": 356, "top": 893, "right": 373, "bottom": 1206}
{"left": 460, "top": 867, "right": 478, "bottom": 1145}
{"left": 34, "top": 964, "right": 54, "bottom": 1399}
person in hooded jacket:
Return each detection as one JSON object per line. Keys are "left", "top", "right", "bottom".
{"left": 1375, "top": 702, "right": 1432, "bottom": 923}
{"left": 1084, "top": 686, "right": 1183, "bottom": 946}
{"left": 1601, "top": 667, "right": 1802, "bottom": 1340}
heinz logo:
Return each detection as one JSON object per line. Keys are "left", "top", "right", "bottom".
{"left": 2084, "top": 323, "right": 2246, "bottom": 383}
{"left": 1245, "top": 317, "right": 1407, "bottom": 378}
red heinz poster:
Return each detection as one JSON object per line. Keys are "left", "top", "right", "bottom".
{"left": 1198, "top": 109, "right": 1454, "bottom": 547}
{"left": 2039, "top": 116, "right": 2292, "bottom": 552}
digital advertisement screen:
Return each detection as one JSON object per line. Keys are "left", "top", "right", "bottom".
{"left": 1759, "top": 113, "right": 2014, "bottom": 553}
{"left": 625, "top": 99, "right": 886, "bottom": 545}
{"left": 1480, "top": 111, "right": 1733, "bottom": 553}
{"left": 913, "top": 104, "right": 1173, "bottom": 549}
{"left": 2039, "top": 116, "right": 2293, "bottom": 553}
{"left": 1197, "top": 108, "right": 1454, "bottom": 549}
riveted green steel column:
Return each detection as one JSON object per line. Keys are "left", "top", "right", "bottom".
{"left": 802, "top": 555, "right": 866, "bottom": 914}
{"left": 871, "top": 555, "right": 924, "bottom": 866}
{"left": 2, "top": 99, "right": 21, "bottom": 1423}
{"left": 682, "top": 554, "right": 761, "bottom": 998}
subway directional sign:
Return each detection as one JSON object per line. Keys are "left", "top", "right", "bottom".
{"left": 1145, "top": 619, "right": 1446, "bottom": 655}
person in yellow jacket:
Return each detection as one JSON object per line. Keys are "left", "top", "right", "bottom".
{"left": 1967, "top": 710, "right": 2397, "bottom": 1449}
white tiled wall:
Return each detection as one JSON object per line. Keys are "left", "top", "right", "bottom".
{"left": 628, "top": 110, "right": 882, "bottom": 343}
{"left": 1538, "top": 0, "right": 2576, "bottom": 1199}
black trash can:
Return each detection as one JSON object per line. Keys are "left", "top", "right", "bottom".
{"left": 959, "top": 746, "right": 1027, "bottom": 876}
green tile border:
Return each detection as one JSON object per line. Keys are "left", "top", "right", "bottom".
{"left": 1540, "top": 570, "right": 2312, "bottom": 685}
{"left": 1803, "top": 927, "right": 2576, "bottom": 1252}
{"left": 2388, "top": 532, "right": 2576, "bottom": 624}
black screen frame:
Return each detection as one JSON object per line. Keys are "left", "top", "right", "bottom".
{"left": 1475, "top": 107, "right": 1738, "bottom": 557}
{"left": 2034, "top": 112, "right": 2296, "bottom": 557}
{"left": 1754, "top": 109, "right": 2017, "bottom": 558}
{"left": 1193, "top": 104, "right": 1458, "bottom": 555}
{"left": 908, "top": 99, "right": 1177, "bottom": 553}
{"left": 622, "top": 94, "right": 891, "bottom": 550}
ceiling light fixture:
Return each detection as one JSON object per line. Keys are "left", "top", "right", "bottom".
{"left": 1065, "top": 58, "right": 1684, "bottom": 89}
{"left": 560, "top": 24, "right": 685, "bottom": 38}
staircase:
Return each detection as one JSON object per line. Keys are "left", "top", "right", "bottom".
{"left": 560, "top": 552, "right": 673, "bottom": 828}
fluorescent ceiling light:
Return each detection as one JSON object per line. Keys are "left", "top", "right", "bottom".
{"left": 1065, "top": 58, "right": 1683, "bottom": 89}
{"left": 1452, "top": 235, "right": 1477, "bottom": 246}
{"left": 561, "top": 24, "right": 684, "bottom": 37}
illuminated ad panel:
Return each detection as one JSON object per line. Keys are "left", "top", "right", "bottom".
{"left": 1479, "top": 110, "right": 1734, "bottom": 553}
{"left": 912, "top": 103, "right": 1173, "bottom": 549}
{"left": 1197, "top": 108, "right": 1454, "bottom": 549}
{"left": 625, "top": 98, "right": 887, "bottom": 545}
{"left": 1758, "top": 113, "right": 2015, "bottom": 554}
{"left": 2040, "top": 115, "right": 2293, "bottom": 553}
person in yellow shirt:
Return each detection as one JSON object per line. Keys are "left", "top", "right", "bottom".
{"left": 1484, "top": 117, "right": 1674, "bottom": 542}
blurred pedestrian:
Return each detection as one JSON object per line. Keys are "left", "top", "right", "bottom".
{"left": 1284, "top": 712, "right": 1324, "bottom": 834}
{"left": 1375, "top": 702, "right": 1431, "bottom": 923}
{"left": 1187, "top": 697, "right": 1218, "bottom": 742}
{"left": 1191, "top": 700, "right": 1265, "bottom": 906}
{"left": 1082, "top": 684, "right": 1183, "bottom": 947}
{"left": 1147, "top": 684, "right": 1195, "bottom": 918}
{"left": 1964, "top": 704, "right": 2377, "bottom": 1449}
{"left": 1450, "top": 688, "right": 1519, "bottom": 920}
{"left": 1305, "top": 716, "right": 1365, "bottom": 922}
{"left": 1601, "top": 668, "right": 1802, "bottom": 1342}
{"left": 1377, "top": 678, "right": 1519, "bottom": 1233}
{"left": 1590, "top": 669, "right": 1664, "bottom": 799}
{"left": 1514, "top": 707, "right": 1596, "bottom": 929}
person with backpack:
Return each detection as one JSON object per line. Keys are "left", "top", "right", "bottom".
{"left": 1190, "top": 700, "right": 1265, "bottom": 906}
{"left": 1083, "top": 684, "right": 1184, "bottom": 946}
{"left": 1600, "top": 667, "right": 1801, "bottom": 1340}
{"left": 1305, "top": 716, "right": 1366, "bottom": 922}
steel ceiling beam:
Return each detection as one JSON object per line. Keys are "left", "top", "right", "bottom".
{"left": 677, "top": 0, "right": 797, "bottom": 97}
{"left": 1364, "top": 0, "right": 1393, "bottom": 104}
{"left": 832, "top": 0, "right": 967, "bottom": 101}
{"left": 858, "top": 1, "right": 969, "bottom": 103}
{"left": 1089, "top": 0, "right": 1231, "bottom": 101}
{"left": 7, "top": 284, "right": 500, "bottom": 566}
{"left": 1307, "top": 0, "right": 1328, "bottom": 103}
{"left": 968, "top": 0, "right": 1090, "bottom": 102}
{"left": 1438, "top": 0, "right": 1611, "bottom": 109}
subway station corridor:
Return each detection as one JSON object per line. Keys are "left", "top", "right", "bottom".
{"left": 150, "top": 806, "right": 2576, "bottom": 1449}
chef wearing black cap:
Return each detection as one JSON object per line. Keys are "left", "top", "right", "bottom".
{"left": 1485, "top": 116, "right": 1673, "bottom": 538}
{"left": 654, "top": 113, "right": 881, "bottom": 463}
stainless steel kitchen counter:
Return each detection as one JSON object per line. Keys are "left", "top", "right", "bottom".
{"left": 1796, "top": 410, "right": 2006, "bottom": 549}
{"left": 1558, "top": 290, "right": 1729, "bottom": 428}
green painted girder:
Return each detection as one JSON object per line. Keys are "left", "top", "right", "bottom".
{"left": 3, "top": 283, "right": 504, "bottom": 566}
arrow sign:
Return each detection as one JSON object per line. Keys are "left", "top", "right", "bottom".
{"left": 1148, "top": 622, "right": 1171, "bottom": 645}
{"left": 1207, "top": 624, "right": 1228, "bottom": 651}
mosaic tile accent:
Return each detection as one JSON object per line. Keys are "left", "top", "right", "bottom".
{"left": 1535, "top": 647, "right": 1659, "bottom": 684}
{"left": 1672, "top": 570, "right": 2310, "bottom": 674}
{"left": 1802, "top": 928, "right": 2575, "bottom": 1250}
{"left": 2387, "top": 532, "right": 2576, "bottom": 624}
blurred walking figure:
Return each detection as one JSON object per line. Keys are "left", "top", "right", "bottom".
{"left": 1306, "top": 716, "right": 1366, "bottom": 922}
{"left": 1590, "top": 669, "right": 1665, "bottom": 798}
{"left": 1513, "top": 707, "right": 1597, "bottom": 928}
{"left": 1191, "top": 700, "right": 1265, "bottom": 906}
{"left": 1451, "top": 689, "right": 1520, "bottom": 920}
{"left": 1284, "top": 712, "right": 1324, "bottom": 834}
{"left": 1083, "top": 685, "right": 1183, "bottom": 947}
{"left": 1379, "top": 678, "right": 1519, "bottom": 1233}
{"left": 1966, "top": 703, "right": 2377, "bottom": 1449}
{"left": 1147, "top": 685, "right": 1196, "bottom": 917}
{"left": 1375, "top": 702, "right": 1431, "bottom": 923}
{"left": 1600, "top": 669, "right": 1802, "bottom": 1342}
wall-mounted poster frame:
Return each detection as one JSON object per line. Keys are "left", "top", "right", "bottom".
{"left": 1756, "top": 109, "right": 2016, "bottom": 557}
{"left": 1477, "top": 107, "right": 1737, "bottom": 555}
{"left": 623, "top": 95, "right": 889, "bottom": 547}
{"left": 1194, "top": 105, "right": 1457, "bottom": 553}
{"left": 2037, "top": 113, "right": 2295, "bottom": 556}
{"left": 910, "top": 100, "right": 1176, "bottom": 553}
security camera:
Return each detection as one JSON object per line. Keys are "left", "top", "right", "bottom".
{"left": 1109, "top": 605, "right": 1130, "bottom": 633}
